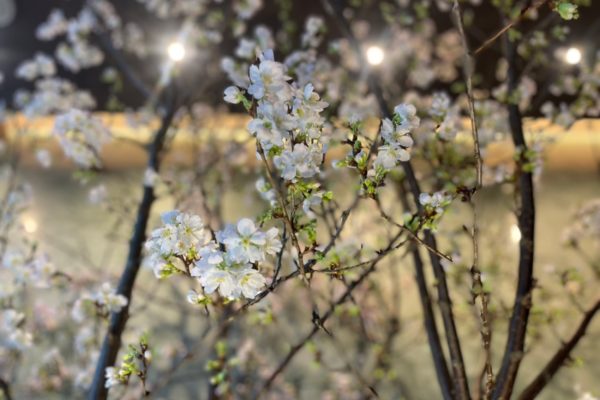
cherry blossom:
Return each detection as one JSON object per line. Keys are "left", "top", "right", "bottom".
{"left": 53, "top": 109, "right": 110, "bottom": 168}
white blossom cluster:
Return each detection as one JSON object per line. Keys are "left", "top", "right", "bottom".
{"left": 254, "top": 175, "right": 328, "bottom": 221}
{"left": 14, "top": 78, "right": 96, "bottom": 118}
{"left": 222, "top": 18, "right": 335, "bottom": 105}
{"left": 233, "top": 26, "right": 274, "bottom": 63}
{"left": 36, "top": 149, "right": 52, "bottom": 169}
{"left": 415, "top": 191, "right": 453, "bottom": 231}
{"left": 255, "top": 177, "right": 277, "bottom": 207}
{"left": 1, "top": 250, "right": 56, "bottom": 287}
{"left": 541, "top": 102, "right": 576, "bottom": 129}
{"left": 36, "top": 9, "right": 69, "bottom": 40}
{"left": 104, "top": 366, "right": 124, "bottom": 388}
{"left": 333, "top": 103, "right": 419, "bottom": 197}
{"left": 71, "top": 283, "right": 128, "bottom": 322}
{"left": 104, "top": 333, "right": 151, "bottom": 389}
{"left": 104, "top": 351, "right": 150, "bottom": 389}
{"left": 373, "top": 104, "right": 419, "bottom": 170}
{"left": 0, "top": 182, "right": 32, "bottom": 232}
{"left": 88, "top": 184, "right": 108, "bottom": 205}
{"left": 429, "top": 92, "right": 462, "bottom": 141}
{"left": 492, "top": 76, "right": 537, "bottom": 111}
{"left": 0, "top": 309, "right": 33, "bottom": 350}
{"left": 419, "top": 191, "right": 452, "bottom": 215}
{"left": 15, "top": 53, "right": 56, "bottom": 81}
{"left": 233, "top": 0, "right": 263, "bottom": 20}
{"left": 36, "top": 7, "right": 105, "bottom": 72}
{"left": 223, "top": 38, "right": 337, "bottom": 225}
{"left": 301, "top": 16, "right": 325, "bottom": 48}
{"left": 145, "top": 211, "right": 282, "bottom": 300}
{"left": 37, "top": 2, "right": 152, "bottom": 64}
{"left": 474, "top": 100, "right": 510, "bottom": 147}
{"left": 542, "top": 53, "right": 600, "bottom": 126}
{"left": 52, "top": 109, "right": 110, "bottom": 168}
{"left": 224, "top": 50, "right": 328, "bottom": 183}
{"left": 145, "top": 211, "right": 208, "bottom": 266}
{"left": 56, "top": 39, "right": 104, "bottom": 73}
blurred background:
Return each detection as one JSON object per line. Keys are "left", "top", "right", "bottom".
{"left": 0, "top": 0, "right": 599, "bottom": 399}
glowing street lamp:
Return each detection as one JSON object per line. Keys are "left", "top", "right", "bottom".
{"left": 22, "top": 215, "right": 38, "bottom": 233}
{"left": 564, "top": 47, "right": 582, "bottom": 65}
{"left": 366, "top": 45, "right": 385, "bottom": 66}
{"left": 167, "top": 41, "right": 186, "bottom": 62}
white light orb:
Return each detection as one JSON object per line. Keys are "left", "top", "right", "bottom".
{"left": 510, "top": 224, "right": 521, "bottom": 244}
{"left": 167, "top": 42, "right": 186, "bottom": 62}
{"left": 565, "top": 47, "right": 582, "bottom": 65}
{"left": 366, "top": 46, "right": 385, "bottom": 66}
{"left": 22, "top": 216, "right": 38, "bottom": 233}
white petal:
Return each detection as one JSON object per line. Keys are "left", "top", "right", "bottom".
{"left": 237, "top": 218, "right": 256, "bottom": 236}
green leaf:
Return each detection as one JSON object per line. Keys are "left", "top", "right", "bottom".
{"left": 555, "top": 1, "right": 579, "bottom": 20}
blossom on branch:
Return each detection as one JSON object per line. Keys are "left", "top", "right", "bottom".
{"left": 52, "top": 109, "right": 110, "bottom": 168}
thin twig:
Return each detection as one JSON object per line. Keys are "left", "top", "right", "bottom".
{"left": 452, "top": 2, "right": 492, "bottom": 398}
{"left": 270, "top": 226, "right": 287, "bottom": 288}
{"left": 468, "top": 203, "right": 494, "bottom": 400}
{"left": 257, "top": 145, "right": 309, "bottom": 287}
{"left": 256, "top": 231, "right": 404, "bottom": 398}
{"left": 375, "top": 198, "right": 454, "bottom": 263}
{"left": 473, "top": 0, "right": 550, "bottom": 55}
{"left": 452, "top": 0, "right": 482, "bottom": 189}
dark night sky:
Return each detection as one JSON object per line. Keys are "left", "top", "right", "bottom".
{"left": 0, "top": 0, "right": 172, "bottom": 108}
{"left": 0, "top": 0, "right": 325, "bottom": 108}
{"left": 1, "top": 0, "right": 599, "bottom": 109}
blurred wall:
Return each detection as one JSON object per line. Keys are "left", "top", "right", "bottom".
{"left": 2, "top": 113, "right": 600, "bottom": 172}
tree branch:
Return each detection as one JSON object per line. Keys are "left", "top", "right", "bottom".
{"left": 0, "top": 378, "right": 12, "bottom": 400}
{"left": 473, "top": 0, "right": 550, "bottom": 55}
{"left": 87, "top": 101, "right": 177, "bottom": 400}
{"left": 394, "top": 182, "right": 454, "bottom": 400}
{"left": 492, "top": 34, "right": 537, "bottom": 400}
{"left": 518, "top": 300, "right": 600, "bottom": 400}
